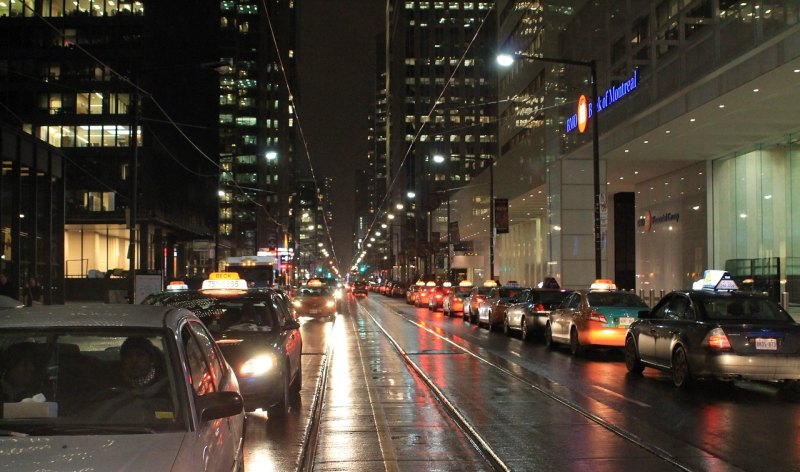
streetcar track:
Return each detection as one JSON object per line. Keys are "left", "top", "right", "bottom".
{"left": 375, "top": 300, "right": 704, "bottom": 472}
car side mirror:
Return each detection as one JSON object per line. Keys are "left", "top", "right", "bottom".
{"left": 638, "top": 310, "right": 651, "bottom": 319}
{"left": 283, "top": 320, "right": 301, "bottom": 330}
{"left": 198, "top": 390, "right": 243, "bottom": 422}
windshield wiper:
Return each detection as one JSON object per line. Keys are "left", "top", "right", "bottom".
{"left": 21, "top": 425, "right": 158, "bottom": 435}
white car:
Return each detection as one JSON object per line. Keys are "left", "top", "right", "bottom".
{"left": 0, "top": 305, "right": 245, "bottom": 471}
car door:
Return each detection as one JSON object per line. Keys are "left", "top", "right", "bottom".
{"left": 272, "top": 292, "right": 302, "bottom": 383}
{"left": 552, "top": 293, "right": 579, "bottom": 341}
{"left": 653, "top": 294, "right": 694, "bottom": 364}
{"left": 634, "top": 297, "right": 667, "bottom": 363}
{"left": 181, "top": 321, "right": 239, "bottom": 472}
{"left": 508, "top": 290, "right": 529, "bottom": 328}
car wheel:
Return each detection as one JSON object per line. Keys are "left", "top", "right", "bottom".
{"left": 624, "top": 336, "right": 645, "bottom": 374}
{"left": 520, "top": 316, "right": 528, "bottom": 342}
{"left": 569, "top": 327, "right": 585, "bottom": 356}
{"left": 671, "top": 346, "right": 693, "bottom": 389}
{"left": 268, "top": 367, "right": 291, "bottom": 418}
{"left": 503, "top": 315, "right": 511, "bottom": 336}
{"left": 544, "top": 323, "right": 555, "bottom": 350}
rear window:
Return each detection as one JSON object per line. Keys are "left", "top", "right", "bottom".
{"left": 499, "top": 288, "right": 522, "bottom": 301}
{"left": 455, "top": 287, "right": 472, "bottom": 296}
{"left": 587, "top": 292, "right": 648, "bottom": 308}
{"left": 533, "top": 291, "right": 570, "bottom": 305}
{"left": 701, "top": 297, "right": 792, "bottom": 322}
{"left": 477, "top": 287, "right": 493, "bottom": 296}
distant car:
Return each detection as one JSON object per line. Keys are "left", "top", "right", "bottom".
{"left": 352, "top": 281, "right": 369, "bottom": 297}
{"left": 443, "top": 282, "right": 473, "bottom": 317}
{"left": 415, "top": 283, "right": 437, "bottom": 308}
{"left": 625, "top": 270, "right": 800, "bottom": 389}
{"left": 504, "top": 287, "right": 571, "bottom": 340}
{"left": 391, "top": 282, "right": 407, "bottom": 298}
{"left": 427, "top": 286, "right": 451, "bottom": 312}
{"left": 142, "top": 272, "right": 303, "bottom": 416}
{"left": 0, "top": 304, "right": 245, "bottom": 471}
{"left": 465, "top": 284, "right": 495, "bottom": 323}
{"left": 546, "top": 279, "right": 648, "bottom": 356}
{"left": 406, "top": 285, "right": 421, "bottom": 305}
{"left": 476, "top": 285, "right": 526, "bottom": 330}
{"left": 292, "top": 279, "right": 337, "bottom": 319}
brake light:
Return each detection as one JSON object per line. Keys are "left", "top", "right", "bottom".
{"left": 534, "top": 303, "right": 545, "bottom": 312}
{"left": 588, "top": 311, "right": 607, "bottom": 323}
{"left": 435, "top": 294, "right": 443, "bottom": 300}
{"left": 706, "top": 328, "right": 731, "bottom": 350}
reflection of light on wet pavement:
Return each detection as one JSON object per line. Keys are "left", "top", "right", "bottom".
{"left": 243, "top": 411, "right": 277, "bottom": 470}
{"left": 324, "top": 316, "right": 358, "bottom": 463}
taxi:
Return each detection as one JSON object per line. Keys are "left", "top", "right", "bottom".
{"left": 476, "top": 282, "right": 526, "bottom": 331}
{"left": 443, "top": 280, "right": 473, "bottom": 317}
{"left": 503, "top": 277, "right": 571, "bottom": 340}
{"left": 406, "top": 281, "right": 425, "bottom": 305}
{"left": 414, "top": 281, "right": 437, "bottom": 308}
{"left": 545, "top": 279, "right": 648, "bottom": 356}
{"left": 625, "top": 270, "right": 800, "bottom": 389}
{"left": 0, "top": 305, "right": 245, "bottom": 471}
{"left": 292, "top": 278, "right": 337, "bottom": 319}
{"left": 142, "top": 272, "right": 302, "bottom": 417}
{"left": 465, "top": 281, "right": 497, "bottom": 323}
{"left": 427, "top": 283, "right": 452, "bottom": 312}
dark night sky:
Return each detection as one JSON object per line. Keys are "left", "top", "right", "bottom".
{"left": 296, "top": 1, "right": 386, "bottom": 270}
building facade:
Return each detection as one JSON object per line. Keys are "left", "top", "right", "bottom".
{"left": 445, "top": 0, "right": 800, "bottom": 314}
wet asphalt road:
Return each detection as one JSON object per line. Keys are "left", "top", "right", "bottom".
{"left": 243, "top": 294, "right": 800, "bottom": 471}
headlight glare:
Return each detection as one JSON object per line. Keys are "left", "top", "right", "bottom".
{"left": 326, "top": 300, "right": 335, "bottom": 308}
{"left": 292, "top": 300, "right": 302, "bottom": 308}
{"left": 240, "top": 355, "right": 275, "bottom": 376}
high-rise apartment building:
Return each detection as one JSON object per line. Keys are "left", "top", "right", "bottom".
{"left": 217, "top": 0, "right": 297, "bottom": 264}
{"left": 383, "top": 0, "right": 498, "bottom": 281}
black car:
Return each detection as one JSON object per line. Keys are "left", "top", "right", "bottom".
{"left": 142, "top": 272, "right": 302, "bottom": 416}
{"left": 625, "top": 270, "right": 800, "bottom": 389}
{"left": 352, "top": 281, "right": 369, "bottom": 297}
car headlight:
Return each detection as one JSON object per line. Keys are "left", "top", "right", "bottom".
{"left": 334, "top": 289, "right": 343, "bottom": 299}
{"left": 326, "top": 300, "right": 335, "bottom": 308}
{"left": 240, "top": 355, "right": 276, "bottom": 376}
{"left": 293, "top": 300, "right": 302, "bottom": 308}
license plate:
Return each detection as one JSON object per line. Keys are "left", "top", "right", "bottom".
{"left": 309, "top": 309, "right": 319, "bottom": 314}
{"left": 755, "top": 338, "right": 777, "bottom": 350}
{"left": 618, "top": 316, "right": 634, "bottom": 327}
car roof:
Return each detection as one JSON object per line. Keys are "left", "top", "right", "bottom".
{"left": 0, "top": 304, "right": 185, "bottom": 330}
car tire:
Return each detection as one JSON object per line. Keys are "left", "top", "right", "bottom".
{"left": 544, "top": 323, "right": 555, "bottom": 350}
{"left": 624, "top": 336, "right": 645, "bottom": 374}
{"left": 671, "top": 346, "right": 693, "bottom": 389}
{"left": 503, "top": 315, "right": 511, "bottom": 336}
{"left": 569, "top": 327, "right": 585, "bottom": 357}
{"left": 268, "top": 367, "right": 291, "bottom": 418}
{"left": 520, "top": 316, "right": 529, "bottom": 342}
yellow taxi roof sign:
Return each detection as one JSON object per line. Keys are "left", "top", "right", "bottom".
{"left": 590, "top": 279, "right": 617, "bottom": 291}
{"left": 483, "top": 280, "right": 498, "bottom": 287}
{"left": 208, "top": 272, "right": 241, "bottom": 280}
{"left": 307, "top": 278, "right": 324, "bottom": 287}
{"left": 415, "top": 280, "right": 426, "bottom": 286}
{"left": 442, "top": 281, "right": 452, "bottom": 287}
{"left": 425, "top": 281, "right": 437, "bottom": 287}
{"left": 458, "top": 280, "right": 474, "bottom": 287}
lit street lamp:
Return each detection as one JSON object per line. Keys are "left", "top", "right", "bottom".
{"left": 433, "top": 154, "right": 452, "bottom": 279}
{"left": 497, "top": 52, "right": 602, "bottom": 279}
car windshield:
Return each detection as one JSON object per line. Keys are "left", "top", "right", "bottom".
{"left": 0, "top": 329, "right": 187, "bottom": 435}
{"left": 587, "top": 292, "right": 648, "bottom": 308}
{"left": 299, "top": 287, "right": 330, "bottom": 297}
{"left": 477, "top": 287, "right": 493, "bottom": 296}
{"left": 143, "top": 292, "right": 276, "bottom": 333}
{"left": 701, "top": 296, "right": 793, "bottom": 322}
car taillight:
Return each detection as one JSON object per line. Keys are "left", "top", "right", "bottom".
{"left": 588, "top": 311, "right": 607, "bottom": 323}
{"left": 705, "top": 328, "right": 731, "bottom": 350}
{"left": 435, "top": 294, "right": 443, "bottom": 300}
{"left": 534, "top": 303, "right": 545, "bottom": 312}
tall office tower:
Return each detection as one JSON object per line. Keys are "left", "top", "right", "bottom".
{"left": 385, "top": 0, "right": 498, "bottom": 278}
{"left": 217, "top": 0, "right": 297, "bottom": 262}
{"left": 0, "top": 2, "right": 220, "bottom": 296}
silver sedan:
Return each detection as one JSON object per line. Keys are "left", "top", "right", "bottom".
{"left": 0, "top": 305, "right": 245, "bottom": 471}
{"left": 504, "top": 288, "right": 571, "bottom": 340}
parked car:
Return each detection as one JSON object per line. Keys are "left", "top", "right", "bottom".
{"left": 427, "top": 285, "right": 451, "bottom": 312}
{"left": 443, "top": 281, "right": 473, "bottom": 317}
{"left": 391, "top": 282, "right": 407, "bottom": 298}
{"left": 465, "top": 283, "right": 496, "bottom": 323}
{"left": 545, "top": 279, "right": 648, "bottom": 356}
{"left": 504, "top": 280, "right": 571, "bottom": 340}
{"left": 0, "top": 304, "right": 245, "bottom": 471}
{"left": 352, "top": 280, "right": 369, "bottom": 297}
{"left": 625, "top": 270, "right": 800, "bottom": 388}
{"left": 476, "top": 284, "right": 526, "bottom": 330}
{"left": 406, "top": 284, "right": 420, "bottom": 304}
{"left": 415, "top": 282, "right": 437, "bottom": 308}
{"left": 142, "top": 271, "right": 303, "bottom": 416}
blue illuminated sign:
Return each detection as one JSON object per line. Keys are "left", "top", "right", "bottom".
{"left": 565, "top": 69, "right": 638, "bottom": 133}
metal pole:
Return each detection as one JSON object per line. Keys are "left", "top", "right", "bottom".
{"left": 446, "top": 157, "right": 451, "bottom": 280}
{"left": 128, "top": 89, "right": 139, "bottom": 304}
{"left": 590, "top": 60, "right": 601, "bottom": 279}
{"left": 489, "top": 158, "right": 494, "bottom": 281}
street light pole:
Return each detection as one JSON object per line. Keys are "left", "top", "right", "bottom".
{"left": 497, "top": 53, "right": 602, "bottom": 279}
{"left": 128, "top": 89, "right": 139, "bottom": 303}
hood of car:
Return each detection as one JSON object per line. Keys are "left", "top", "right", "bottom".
{"left": 0, "top": 433, "right": 189, "bottom": 471}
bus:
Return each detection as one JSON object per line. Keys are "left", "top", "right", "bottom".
{"left": 224, "top": 255, "right": 275, "bottom": 288}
